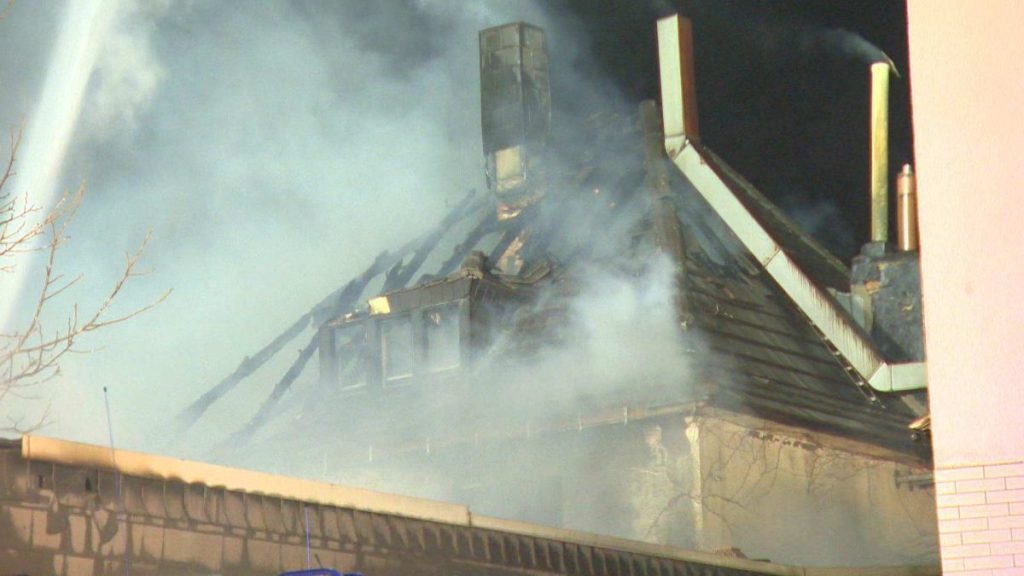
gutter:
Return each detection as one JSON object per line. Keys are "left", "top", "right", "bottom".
{"left": 655, "top": 15, "right": 925, "bottom": 393}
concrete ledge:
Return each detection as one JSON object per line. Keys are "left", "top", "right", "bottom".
{"left": 22, "top": 434, "right": 471, "bottom": 526}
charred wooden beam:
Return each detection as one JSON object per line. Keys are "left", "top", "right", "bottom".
{"left": 174, "top": 191, "right": 484, "bottom": 435}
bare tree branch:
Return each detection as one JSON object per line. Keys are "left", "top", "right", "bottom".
{"left": 1, "top": 122, "right": 168, "bottom": 435}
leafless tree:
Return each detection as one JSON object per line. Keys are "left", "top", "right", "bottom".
{"left": 1, "top": 126, "right": 169, "bottom": 434}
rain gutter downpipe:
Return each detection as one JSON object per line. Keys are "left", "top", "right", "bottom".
{"left": 655, "top": 14, "right": 925, "bottom": 393}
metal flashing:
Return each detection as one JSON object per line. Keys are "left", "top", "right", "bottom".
{"left": 869, "top": 361, "right": 928, "bottom": 393}
{"left": 656, "top": 14, "right": 924, "bottom": 393}
{"left": 668, "top": 143, "right": 925, "bottom": 392}
{"left": 668, "top": 144, "right": 925, "bottom": 392}
{"left": 656, "top": 15, "right": 699, "bottom": 156}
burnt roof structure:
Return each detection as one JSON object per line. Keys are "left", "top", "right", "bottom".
{"left": 175, "top": 18, "right": 928, "bottom": 465}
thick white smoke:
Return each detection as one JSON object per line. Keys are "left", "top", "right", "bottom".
{"left": 0, "top": 4, "right": 932, "bottom": 568}
{"left": 0, "top": 0, "right": 625, "bottom": 447}
{"left": 482, "top": 256, "right": 694, "bottom": 417}
{"left": 80, "top": 0, "right": 172, "bottom": 143}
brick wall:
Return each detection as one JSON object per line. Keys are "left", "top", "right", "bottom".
{"left": 935, "top": 461, "right": 1024, "bottom": 575}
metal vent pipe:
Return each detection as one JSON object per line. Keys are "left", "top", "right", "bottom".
{"left": 870, "top": 62, "right": 891, "bottom": 244}
{"left": 896, "top": 163, "right": 919, "bottom": 251}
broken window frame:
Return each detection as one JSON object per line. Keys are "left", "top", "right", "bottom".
{"left": 380, "top": 314, "right": 416, "bottom": 386}
{"left": 318, "top": 319, "right": 372, "bottom": 391}
{"left": 318, "top": 273, "right": 519, "bottom": 390}
{"left": 334, "top": 322, "right": 370, "bottom": 390}
{"left": 422, "top": 302, "right": 465, "bottom": 374}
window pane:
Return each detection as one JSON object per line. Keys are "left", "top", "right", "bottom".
{"left": 381, "top": 317, "right": 414, "bottom": 382}
{"left": 424, "top": 304, "right": 461, "bottom": 371}
{"left": 334, "top": 324, "right": 366, "bottom": 388}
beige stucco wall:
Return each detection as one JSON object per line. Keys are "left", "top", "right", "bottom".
{"left": 906, "top": 0, "right": 1024, "bottom": 468}
{"left": 905, "top": 4, "right": 1024, "bottom": 571}
{"left": 480, "top": 410, "right": 938, "bottom": 567}
{"left": 686, "top": 413, "right": 938, "bottom": 566}
{"left": 241, "top": 407, "right": 937, "bottom": 569}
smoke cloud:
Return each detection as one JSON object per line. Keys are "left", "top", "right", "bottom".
{"left": 810, "top": 27, "right": 893, "bottom": 67}
{"left": 0, "top": 1, "right": 632, "bottom": 449}
{"left": 1, "top": 0, "right": 888, "bottom": 445}
{"left": 779, "top": 194, "right": 857, "bottom": 258}
{"left": 0, "top": 2, "right": 924, "bottom": 567}
{"left": 685, "top": 0, "right": 894, "bottom": 67}
{"left": 80, "top": 0, "right": 172, "bottom": 143}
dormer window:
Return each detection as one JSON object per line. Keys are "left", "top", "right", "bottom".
{"left": 318, "top": 255, "right": 523, "bottom": 390}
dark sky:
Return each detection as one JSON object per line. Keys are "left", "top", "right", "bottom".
{"left": 554, "top": 0, "right": 913, "bottom": 261}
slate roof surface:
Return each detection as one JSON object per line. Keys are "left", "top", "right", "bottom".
{"left": 472, "top": 125, "right": 923, "bottom": 455}
{"left": 670, "top": 166, "right": 920, "bottom": 453}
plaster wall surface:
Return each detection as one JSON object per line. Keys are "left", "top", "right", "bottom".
{"left": 906, "top": 0, "right": 1024, "bottom": 467}
{"left": 384, "top": 413, "right": 937, "bottom": 567}
{"left": 302, "top": 412, "right": 936, "bottom": 568}
{"left": 692, "top": 415, "right": 937, "bottom": 567}
{"left": 907, "top": 2, "right": 1024, "bottom": 571}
